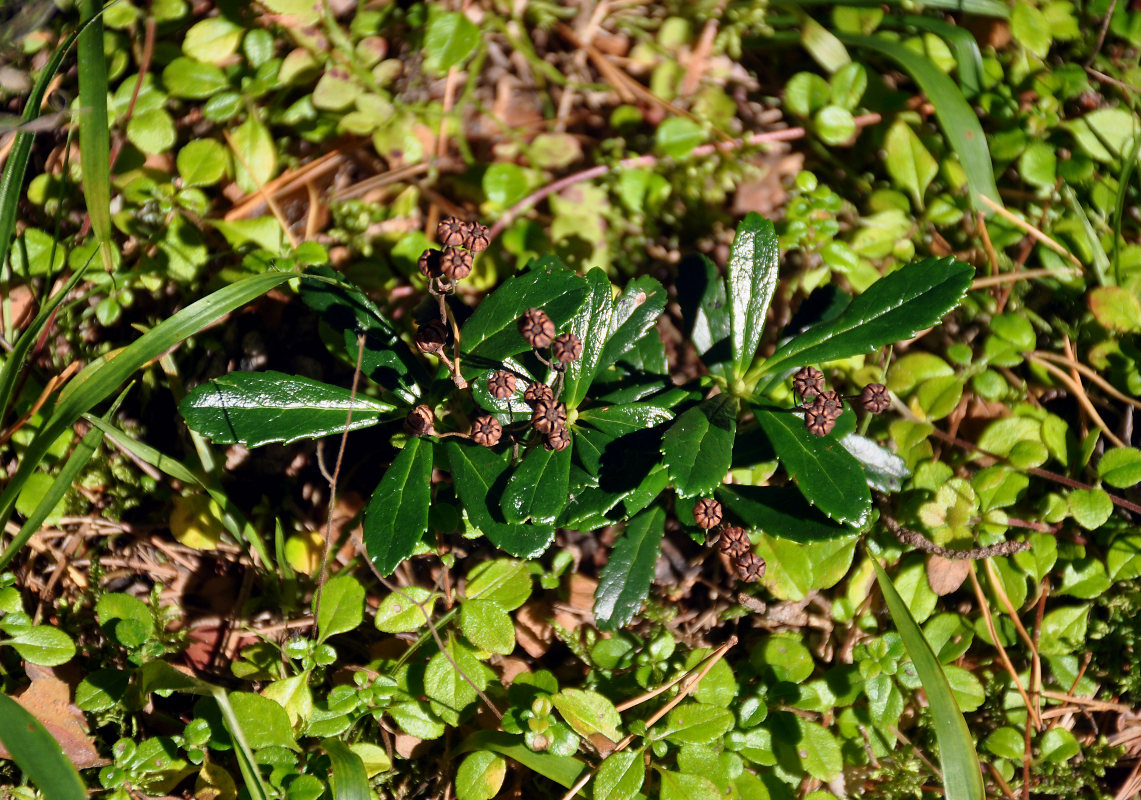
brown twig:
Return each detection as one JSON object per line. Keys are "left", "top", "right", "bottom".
{"left": 879, "top": 505, "right": 1028, "bottom": 560}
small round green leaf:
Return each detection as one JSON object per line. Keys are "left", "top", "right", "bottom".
{"left": 1099, "top": 447, "right": 1141, "bottom": 488}
{"left": 177, "top": 139, "right": 229, "bottom": 187}
{"left": 1067, "top": 488, "right": 1113, "bottom": 530}
{"left": 455, "top": 751, "right": 506, "bottom": 800}
{"left": 655, "top": 117, "right": 704, "bottom": 158}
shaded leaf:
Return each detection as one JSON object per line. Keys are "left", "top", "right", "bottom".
{"left": 716, "top": 485, "right": 849, "bottom": 542}
{"left": 594, "top": 507, "right": 665, "bottom": 630}
{"left": 753, "top": 406, "right": 871, "bottom": 526}
{"left": 758, "top": 257, "right": 974, "bottom": 378}
{"left": 362, "top": 438, "right": 433, "bottom": 576}
{"left": 662, "top": 394, "right": 738, "bottom": 498}
{"left": 501, "top": 442, "right": 571, "bottom": 524}
{"left": 445, "top": 441, "right": 555, "bottom": 558}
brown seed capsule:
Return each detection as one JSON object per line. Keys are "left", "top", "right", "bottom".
{"left": 544, "top": 426, "right": 571, "bottom": 451}
{"left": 417, "top": 248, "right": 441, "bottom": 278}
{"left": 860, "top": 383, "right": 891, "bottom": 414}
{"left": 437, "top": 216, "right": 468, "bottom": 248}
{"left": 531, "top": 400, "right": 567, "bottom": 434}
{"left": 440, "top": 248, "right": 473, "bottom": 281}
{"left": 523, "top": 382, "right": 554, "bottom": 407}
{"left": 406, "top": 404, "right": 434, "bottom": 436}
{"left": 464, "top": 221, "right": 490, "bottom": 253}
{"left": 719, "top": 525, "right": 751, "bottom": 558}
{"left": 792, "top": 366, "right": 825, "bottom": 399}
{"left": 414, "top": 319, "right": 448, "bottom": 353}
{"left": 734, "top": 551, "right": 766, "bottom": 582}
{"left": 471, "top": 415, "right": 502, "bottom": 447}
{"left": 818, "top": 389, "right": 844, "bottom": 420}
{"left": 551, "top": 332, "right": 583, "bottom": 364}
{"left": 518, "top": 308, "right": 556, "bottom": 349}
{"left": 487, "top": 370, "right": 517, "bottom": 399}
{"left": 804, "top": 401, "right": 835, "bottom": 436}
{"left": 693, "top": 498, "right": 723, "bottom": 530}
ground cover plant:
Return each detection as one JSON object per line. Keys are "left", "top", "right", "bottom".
{"left": 0, "top": 0, "right": 1140, "bottom": 799}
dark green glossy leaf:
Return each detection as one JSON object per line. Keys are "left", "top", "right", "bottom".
{"left": 300, "top": 267, "right": 425, "bottom": 402}
{"left": 597, "top": 275, "right": 668, "bottom": 369}
{"left": 563, "top": 268, "right": 616, "bottom": 409}
{"left": 577, "top": 403, "right": 675, "bottom": 437}
{"left": 0, "top": 694, "right": 86, "bottom": 800}
{"left": 460, "top": 257, "right": 589, "bottom": 375}
{"left": 753, "top": 406, "right": 871, "bottom": 526}
{"left": 594, "top": 507, "right": 665, "bottom": 630}
{"left": 716, "top": 485, "right": 849, "bottom": 542}
{"left": 837, "top": 35, "right": 1000, "bottom": 215}
{"left": 180, "top": 371, "right": 396, "bottom": 447}
{"left": 662, "top": 394, "right": 738, "bottom": 498}
{"left": 756, "top": 257, "right": 974, "bottom": 379}
{"left": 677, "top": 254, "right": 731, "bottom": 379}
{"left": 363, "top": 437, "right": 433, "bottom": 575}
{"left": 457, "top": 732, "right": 586, "bottom": 789}
{"left": 727, "top": 214, "right": 779, "bottom": 379}
{"left": 445, "top": 441, "right": 555, "bottom": 558}
{"left": 561, "top": 464, "right": 668, "bottom": 530}
{"left": 501, "top": 442, "right": 572, "bottom": 524}
{"left": 872, "top": 558, "right": 985, "bottom": 800}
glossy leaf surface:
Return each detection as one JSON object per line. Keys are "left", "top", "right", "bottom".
{"left": 457, "top": 731, "right": 586, "bottom": 789}
{"left": 501, "top": 441, "right": 572, "bottom": 524}
{"left": 727, "top": 213, "right": 779, "bottom": 378}
{"left": 299, "top": 266, "right": 425, "bottom": 402}
{"left": 594, "top": 507, "right": 665, "bottom": 630}
{"left": 563, "top": 268, "right": 616, "bottom": 409}
{"left": 758, "top": 257, "right": 974, "bottom": 378}
{"left": 180, "top": 371, "right": 396, "bottom": 447}
{"left": 459, "top": 257, "right": 589, "bottom": 376}
{"left": 363, "top": 437, "right": 433, "bottom": 575}
{"left": 677, "top": 254, "right": 732, "bottom": 379}
{"left": 716, "top": 485, "right": 850, "bottom": 542}
{"left": 662, "top": 394, "right": 738, "bottom": 498}
{"left": 445, "top": 441, "right": 555, "bottom": 558}
{"left": 753, "top": 406, "right": 871, "bottom": 526}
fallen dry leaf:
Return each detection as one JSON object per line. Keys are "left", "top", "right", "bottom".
{"left": 0, "top": 675, "right": 105, "bottom": 769}
{"left": 927, "top": 555, "right": 971, "bottom": 596}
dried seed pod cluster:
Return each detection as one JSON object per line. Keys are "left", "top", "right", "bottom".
{"left": 414, "top": 319, "right": 448, "bottom": 354}
{"left": 471, "top": 415, "right": 502, "bottom": 447}
{"left": 518, "top": 308, "right": 556, "bottom": 349}
{"left": 793, "top": 366, "right": 893, "bottom": 436}
{"left": 406, "top": 404, "right": 435, "bottom": 436}
{"left": 417, "top": 217, "right": 489, "bottom": 283}
{"left": 692, "top": 499, "right": 766, "bottom": 583}
{"left": 487, "top": 370, "right": 517, "bottom": 399}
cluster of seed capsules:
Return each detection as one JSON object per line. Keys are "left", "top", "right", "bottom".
{"left": 792, "top": 366, "right": 892, "bottom": 436}
{"left": 691, "top": 497, "right": 765, "bottom": 582}
{"left": 417, "top": 216, "right": 490, "bottom": 283}
{"left": 467, "top": 307, "right": 582, "bottom": 450}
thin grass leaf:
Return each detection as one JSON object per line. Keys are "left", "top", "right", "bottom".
{"left": 0, "top": 19, "right": 96, "bottom": 273}
{"left": 871, "top": 555, "right": 984, "bottom": 800}
{"left": 0, "top": 693, "right": 87, "bottom": 800}
{"left": 78, "top": 413, "right": 272, "bottom": 570}
{"left": 889, "top": 16, "right": 984, "bottom": 97}
{"left": 0, "top": 264, "right": 88, "bottom": 424}
{"left": 774, "top": 0, "right": 1009, "bottom": 18}
{"left": 320, "top": 739, "right": 372, "bottom": 800}
{"left": 0, "top": 391, "right": 126, "bottom": 568}
{"left": 77, "top": 0, "right": 114, "bottom": 272}
{"left": 0, "top": 271, "right": 294, "bottom": 544}
{"left": 837, "top": 33, "right": 1001, "bottom": 216}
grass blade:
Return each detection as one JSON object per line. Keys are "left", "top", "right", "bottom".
{"left": 79, "top": 413, "right": 273, "bottom": 570}
{"left": 871, "top": 555, "right": 985, "bottom": 800}
{"left": 888, "top": 16, "right": 984, "bottom": 98}
{"left": 0, "top": 390, "right": 125, "bottom": 568}
{"left": 77, "top": 0, "right": 114, "bottom": 272}
{"left": 0, "top": 19, "right": 95, "bottom": 273}
{"left": 0, "top": 271, "right": 294, "bottom": 546}
{"left": 838, "top": 33, "right": 1001, "bottom": 216}
{"left": 0, "top": 693, "right": 87, "bottom": 800}
{"left": 320, "top": 739, "right": 372, "bottom": 800}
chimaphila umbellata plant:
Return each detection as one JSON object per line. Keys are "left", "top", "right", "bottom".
{"left": 179, "top": 213, "right": 1004, "bottom": 628}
